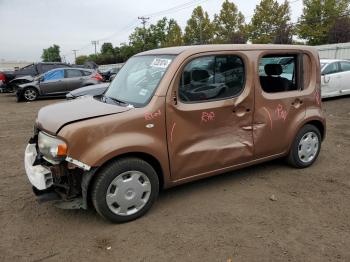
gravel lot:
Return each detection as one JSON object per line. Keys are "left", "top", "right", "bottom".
{"left": 0, "top": 93, "right": 349, "bottom": 262}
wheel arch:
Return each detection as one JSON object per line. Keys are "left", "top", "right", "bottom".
{"left": 305, "top": 120, "right": 325, "bottom": 141}
{"left": 85, "top": 152, "right": 165, "bottom": 208}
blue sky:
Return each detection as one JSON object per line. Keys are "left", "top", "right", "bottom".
{"left": 0, "top": 0, "right": 303, "bottom": 62}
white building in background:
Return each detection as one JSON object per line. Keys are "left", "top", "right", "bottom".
{"left": 315, "top": 42, "right": 350, "bottom": 60}
{"left": 0, "top": 60, "right": 32, "bottom": 71}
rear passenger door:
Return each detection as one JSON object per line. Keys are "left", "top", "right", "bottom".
{"left": 254, "top": 52, "right": 309, "bottom": 159}
{"left": 64, "top": 69, "right": 84, "bottom": 91}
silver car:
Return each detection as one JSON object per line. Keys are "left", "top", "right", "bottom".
{"left": 16, "top": 68, "right": 103, "bottom": 101}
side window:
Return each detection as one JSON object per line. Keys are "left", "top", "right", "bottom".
{"left": 41, "top": 64, "right": 55, "bottom": 72}
{"left": 259, "top": 55, "right": 299, "bottom": 93}
{"left": 81, "top": 70, "right": 92, "bottom": 76}
{"left": 322, "top": 62, "right": 339, "bottom": 75}
{"left": 340, "top": 62, "right": 350, "bottom": 72}
{"left": 43, "top": 69, "right": 64, "bottom": 81}
{"left": 66, "top": 69, "right": 83, "bottom": 78}
{"left": 179, "top": 55, "right": 245, "bottom": 102}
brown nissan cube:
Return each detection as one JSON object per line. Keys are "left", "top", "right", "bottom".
{"left": 25, "top": 45, "right": 326, "bottom": 223}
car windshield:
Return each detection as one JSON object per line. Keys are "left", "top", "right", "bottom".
{"left": 105, "top": 55, "right": 175, "bottom": 107}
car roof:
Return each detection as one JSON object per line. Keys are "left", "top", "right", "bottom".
{"left": 135, "top": 44, "right": 318, "bottom": 56}
{"left": 320, "top": 59, "right": 350, "bottom": 63}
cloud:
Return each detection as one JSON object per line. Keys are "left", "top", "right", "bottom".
{"left": 0, "top": 0, "right": 302, "bottom": 62}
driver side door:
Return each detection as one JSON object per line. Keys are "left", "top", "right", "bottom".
{"left": 39, "top": 69, "right": 66, "bottom": 95}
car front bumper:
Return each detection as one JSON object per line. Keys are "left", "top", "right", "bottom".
{"left": 24, "top": 143, "right": 53, "bottom": 190}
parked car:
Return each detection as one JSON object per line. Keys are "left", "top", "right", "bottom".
{"left": 320, "top": 59, "right": 350, "bottom": 98}
{"left": 100, "top": 67, "right": 121, "bottom": 82}
{"left": 17, "top": 68, "right": 103, "bottom": 101}
{"left": 24, "top": 45, "right": 325, "bottom": 223}
{"left": 0, "top": 62, "right": 72, "bottom": 92}
{"left": 66, "top": 83, "right": 109, "bottom": 99}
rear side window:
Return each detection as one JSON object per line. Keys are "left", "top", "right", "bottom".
{"left": 259, "top": 55, "right": 300, "bottom": 93}
{"left": 340, "top": 61, "right": 350, "bottom": 72}
{"left": 179, "top": 55, "right": 245, "bottom": 102}
{"left": 66, "top": 69, "right": 83, "bottom": 78}
{"left": 43, "top": 69, "right": 64, "bottom": 81}
{"left": 81, "top": 70, "right": 92, "bottom": 76}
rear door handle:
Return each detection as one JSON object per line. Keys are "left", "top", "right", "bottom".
{"left": 291, "top": 98, "right": 303, "bottom": 107}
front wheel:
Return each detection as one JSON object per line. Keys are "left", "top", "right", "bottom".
{"left": 287, "top": 124, "right": 322, "bottom": 168}
{"left": 23, "top": 87, "right": 38, "bottom": 101}
{"left": 91, "top": 157, "right": 159, "bottom": 223}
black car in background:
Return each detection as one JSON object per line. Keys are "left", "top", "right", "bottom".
{"left": 100, "top": 67, "right": 121, "bottom": 82}
{"left": 17, "top": 68, "right": 103, "bottom": 101}
{"left": 0, "top": 62, "right": 72, "bottom": 92}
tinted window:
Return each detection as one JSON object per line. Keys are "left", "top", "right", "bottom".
{"left": 43, "top": 69, "right": 64, "bottom": 81}
{"left": 41, "top": 64, "right": 56, "bottom": 72}
{"left": 81, "top": 70, "right": 92, "bottom": 76}
{"left": 66, "top": 69, "right": 83, "bottom": 78}
{"left": 340, "top": 62, "right": 350, "bottom": 72}
{"left": 259, "top": 55, "right": 299, "bottom": 93}
{"left": 322, "top": 62, "right": 339, "bottom": 75}
{"left": 179, "top": 55, "right": 245, "bottom": 102}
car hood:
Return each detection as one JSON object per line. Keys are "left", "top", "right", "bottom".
{"left": 37, "top": 96, "right": 131, "bottom": 134}
{"left": 10, "top": 75, "right": 34, "bottom": 83}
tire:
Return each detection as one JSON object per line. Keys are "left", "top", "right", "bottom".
{"left": 91, "top": 157, "right": 159, "bottom": 223}
{"left": 22, "top": 87, "right": 38, "bottom": 101}
{"left": 287, "top": 124, "right": 322, "bottom": 168}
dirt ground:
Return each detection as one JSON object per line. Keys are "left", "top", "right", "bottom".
{"left": 0, "top": 93, "right": 349, "bottom": 262}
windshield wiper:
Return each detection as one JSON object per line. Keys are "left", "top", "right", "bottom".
{"left": 103, "top": 95, "right": 132, "bottom": 107}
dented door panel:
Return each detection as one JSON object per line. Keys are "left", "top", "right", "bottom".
{"left": 166, "top": 51, "right": 255, "bottom": 181}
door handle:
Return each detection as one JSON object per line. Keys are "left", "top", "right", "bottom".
{"left": 291, "top": 98, "right": 303, "bottom": 107}
{"left": 232, "top": 106, "right": 250, "bottom": 116}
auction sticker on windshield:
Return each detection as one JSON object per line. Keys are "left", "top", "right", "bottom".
{"left": 150, "top": 58, "right": 172, "bottom": 68}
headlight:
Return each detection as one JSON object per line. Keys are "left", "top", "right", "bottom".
{"left": 38, "top": 132, "right": 67, "bottom": 162}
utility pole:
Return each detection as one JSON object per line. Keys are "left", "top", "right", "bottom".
{"left": 138, "top": 16, "right": 149, "bottom": 51}
{"left": 72, "top": 49, "right": 78, "bottom": 63}
{"left": 91, "top": 40, "right": 99, "bottom": 55}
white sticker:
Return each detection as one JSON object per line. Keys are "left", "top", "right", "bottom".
{"left": 139, "top": 89, "right": 148, "bottom": 96}
{"left": 150, "top": 58, "right": 171, "bottom": 68}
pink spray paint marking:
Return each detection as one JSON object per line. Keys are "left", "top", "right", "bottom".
{"left": 201, "top": 111, "right": 215, "bottom": 123}
{"left": 275, "top": 104, "right": 288, "bottom": 121}
{"left": 315, "top": 89, "right": 321, "bottom": 105}
{"left": 144, "top": 109, "right": 161, "bottom": 121}
{"left": 170, "top": 122, "right": 176, "bottom": 143}
{"left": 262, "top": 107, "right": 273, "bottom": 131}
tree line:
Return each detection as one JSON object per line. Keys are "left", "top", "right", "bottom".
{"left": 42, "top": 0, "right": 350, "bottom": 64}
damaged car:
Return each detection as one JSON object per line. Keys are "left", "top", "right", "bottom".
{"left": 25, "top": 45, "right": 326, "bottom": 223}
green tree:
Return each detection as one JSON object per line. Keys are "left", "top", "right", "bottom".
{"left": 184, "top": 6, "right": 214, "bottom": 45}
{"left": 328, "top": 16, "right": 350, "bottom": 44}
{"left": 248, "top": 0, "right": 292, "bottom": 44}
{"left": 41, "top": 44, "right": 61, "bottom": 62}
{"left": 297, "top": 0, "right": 349, "bottom": 45}
{"left": 101, "top": 42, "right": 114, "bottom": 54}
{"left": 75, "top": 55, "right": 88, "bottom": 65}
{"left": 213, "top": 0, "right": 246, "bottom": 44}
{"left": 164, "top": 19, "right": 183, "bottom": 47}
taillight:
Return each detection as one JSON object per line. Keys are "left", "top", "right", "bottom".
{"left": 0, "top": 73, "right": 6, "bottom": 81}
{"left": 92, "top": 73, "right": 103, "bottom": 81}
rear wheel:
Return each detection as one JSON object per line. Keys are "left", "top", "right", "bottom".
{"left": 91, "top": 157, "right": 159, "bottom": 223}
{"left": 23, "top": 87, "right": 38, "bottom": 101}
{"left": 287, "top": 124, "right": 321, "bottom": 168}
